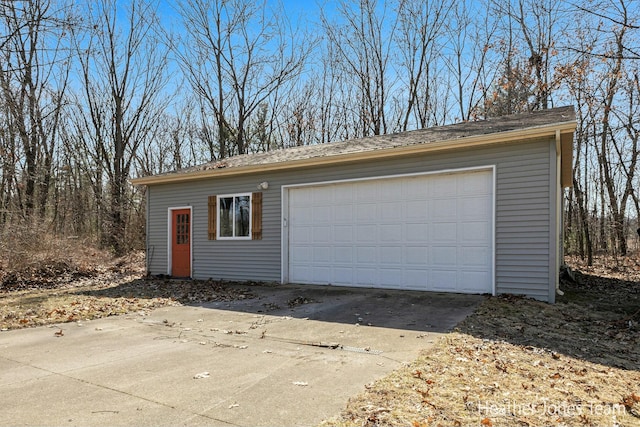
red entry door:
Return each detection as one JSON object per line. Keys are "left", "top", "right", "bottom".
{"left": 171, "top": 209, "right": 191, "bottom": 278}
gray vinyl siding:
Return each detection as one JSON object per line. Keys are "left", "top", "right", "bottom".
{"left": 145, "top": 137, "right": 558, "bottom": 301}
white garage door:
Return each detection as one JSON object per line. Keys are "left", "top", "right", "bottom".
{"left": 286, "top": 169, "right": 494, "bottom": 293}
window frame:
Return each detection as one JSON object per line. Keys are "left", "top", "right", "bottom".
{"left": 216, "top": 193, "right": 252, "bottom": 240}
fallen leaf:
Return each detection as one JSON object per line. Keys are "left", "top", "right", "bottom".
{"left": 193, "top": 372, "right": 210, "bottom": 379}
{"left": 54, "top": 329, "right": 64, "bottom": 337}
{"left": 481, "top": 417, "right": 493, "bottom": 426}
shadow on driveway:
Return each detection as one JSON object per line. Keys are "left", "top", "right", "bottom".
{"left": 0, "top": 279, "right": 484, "bottom": 427}
{"left": 78, "top": 278, "right": 485, "bottom": 333}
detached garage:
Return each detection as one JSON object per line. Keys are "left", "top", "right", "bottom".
{"left": 133, "top": 106, "right": 576, "bottom": 303}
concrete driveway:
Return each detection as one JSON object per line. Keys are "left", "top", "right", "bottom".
{"left": 0, "top": 284, "right": 482, "bottom": 426}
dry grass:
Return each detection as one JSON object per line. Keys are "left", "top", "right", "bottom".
{"left": 322, "top": 333, "right": 638, "bottom": 427}
{"left": 0, "top": 225, "right": 114, "bottom": 291}
{"left": 322, "top": 256, "right": 640, "bottom": 427}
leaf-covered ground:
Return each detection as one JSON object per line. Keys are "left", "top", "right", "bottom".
{"left": 0, "top": 252, "right": 254, "bottom": 330}
{"left": 1, "top": 252, "right": 639, "bottom": 426}
{"left": 322, "top": 256, "right": 640, "bottom": 427}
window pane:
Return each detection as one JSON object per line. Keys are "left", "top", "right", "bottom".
{"left": 176, "top": 213, "right": 189, "bottom": 244}
{"left": 235, "top": 196, "right": 250, "bottom": 237}
{"left": 219, "top": 197, "right": 233, "bottom": 237}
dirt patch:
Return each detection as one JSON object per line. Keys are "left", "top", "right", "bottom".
{"left": 287, "top": 296, "right": 318, "bottom": 308}
{"left": 322, "top": 257, "right": 640, "bottom": 427}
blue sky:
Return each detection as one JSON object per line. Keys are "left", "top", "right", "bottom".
{"left": 156, "top": 0, "right": 344, "bottom": 32}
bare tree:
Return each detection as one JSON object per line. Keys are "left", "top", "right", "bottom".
{"left": 442, "top": 0, "right": 501, "bottom": 121}
{"left": 70, "top": 0, "right": 169, "bottom": 254}
{"left": 321, "top": 0, "right": 396, "bottom": 137}
{"left": 589, "top": 0, "right": 635, "bottom": 256}
{"left": 0, "top": 0, "right": 72, "bottom": 222}
{"left": 556, "top": 0, "right": 640, "bottom": 260}
{"left": 174, "top": 0, "right": 310, "bottom": 159}
{"left": 393, "top": 0, "right": 453, "bottom": 128}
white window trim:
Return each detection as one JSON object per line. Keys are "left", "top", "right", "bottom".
{"left": 217, "top": 193, "right": 252, "bottom": 240}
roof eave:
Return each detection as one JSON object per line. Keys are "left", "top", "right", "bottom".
{"left": 132, "top": 121, "right": 576, "bottom": 186}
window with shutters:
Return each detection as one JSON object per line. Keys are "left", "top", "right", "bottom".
{"left": 208, "top": 192, "right": 262, "bottom": 240}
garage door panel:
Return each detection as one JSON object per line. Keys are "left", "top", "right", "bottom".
{"left": 404, "top": 270, "right": 429, "bottom": 287}
{"left": 288, "top": 169, "right": 493, "bottom": 294}
{"left": 357, "top": 268, "right": 377, "bottom": 284}
{"left": 460, "top": 197, "right": 491, "bottom": 219}
{"left": 431, "top": 198, "right": 457, "bottom": 218}
{"left": 432, "top": 246, "right": 457, "bottom": 266}
{"left": 356, "top": 204, "right": 377, "bottom": 221}
{"left": 380, "top": 224, "right": 402, "bottom": 242}
{"left": 290, "top": 247, "right": 311, "bottom": 262}
{"left": 313, "top": 246, "right": 330, "bottom": 263}
{"left": 379, "top": 202, "right": 398, "bottom": 220}
{"left": 406, "top": 223, "right": 428, "bottom": 241}
{"left": 313, "top": 266, "right": 331, "bottom": 282}
{"left": 356, "top": 225, "right": 377, "bottom": 242}
{"left": 357, "top": 246, "right": 376, "bottom": 262}
{"left": 405, "top": 177, "right": 428, "bottom": 195}
{"left": 334, "top": 185, "right": 353, "bottom": 203}
{"left": 291, "top": 206, "right": 313, "bottom": 225}
{"left": 431, "top": 222, "right": 457, "bottom": 242}
{"left": 379, "top": 269, "right": 402, "bottom": 287}
{"left": 380, "top": 180, "right": 403, "bottom": 200}
{"left": 356, "top": 182, "right": 377, "bottom": 201}
{"left": 430, "top": 175, "right": 456, "bottom": 196}
{"left": 461, "top": 221, "right": 489, "bottom": 241}
{"left": 459, "top": 271, "right": 492, "bottom": 292}
{"left": 313, "top": 206, "right": 332, "bottom": 223}
{"left": 312, "top": 226, "right": 330, "bottom": 242}
{"left": 459, "top": 173, "right": 491, "bottom": 194}
{"left": 290, "top": 227, "right": 311, "bottom": 244}
{"left": 460, "top": 246, "right": 490, "bottom": 266}
{"left": 333, "top": 246, "right": 353, "bottom": 262}
{"left": 333, "top": 267, "right": 353, "bottom": 284}
{"left": 291, "top": 265, "right": 312, "bottom": 282}
{"left": 333, "top": 225, "right": 353, "bottom": 242}
{"left": 379, "top": 246, "right": 402, "bottom": 265}
{"left": 405, "top": 246, "right": 428, "bottom": 264}
{"left": 431, "top": 270, "right": 458, "bottom": 291}
{"left": 334, "top": 205, "right": 353, "bottom": 222}
{"left": 313, "top": 186, "right": 333, "bottom": 204}
{"left": 406, "top": 200, "right": 429, "bottom": 220}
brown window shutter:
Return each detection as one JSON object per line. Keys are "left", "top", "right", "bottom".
{"left": 251, "top": 192, "right": 262, "bottom": 240}
{"left": 208, "top": 195, "right": 217, "bottom": 240}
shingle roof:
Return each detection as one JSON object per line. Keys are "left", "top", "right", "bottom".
{"left": 133, "top": 106, "right": 575, "bottom": 185}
